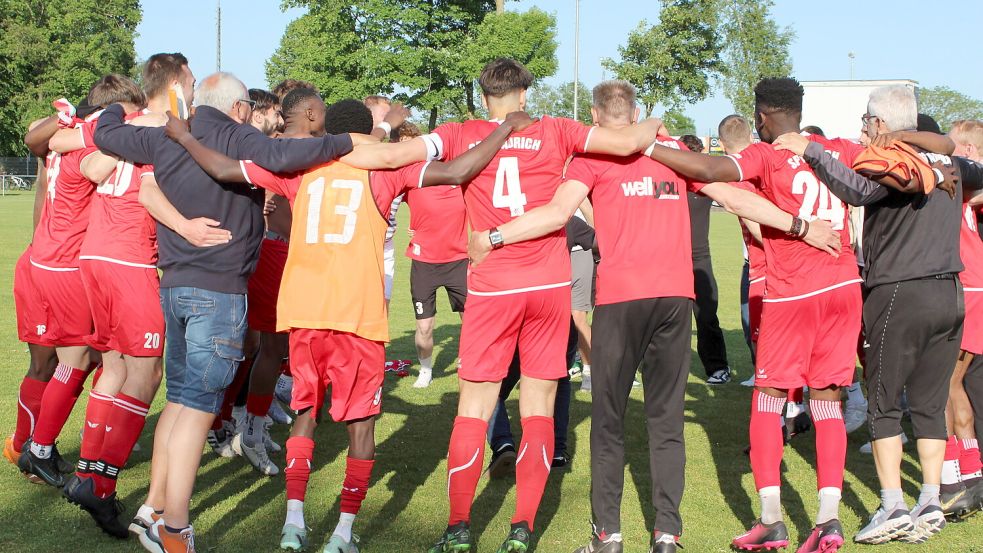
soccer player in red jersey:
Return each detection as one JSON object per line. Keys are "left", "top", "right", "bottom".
{"left": 164, "top": 98, "right": 533, "bottom": 553}
{"left": 469, "top": 80, "right": 841, "bottom": 553}
{"left": 645, "top": 78, "right": 865, "bottom": 552}
{"left": 420, "top": 59, "right": 673, "bottom": 553}
{"left": 17, "top": 76, "right": 148, "bottom": 490}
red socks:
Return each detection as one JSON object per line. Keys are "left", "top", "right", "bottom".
{"left": 447, "top": 416, "right": 487, "bottom": 525}
{"left": 750, "top": 390, "right": 786, "bottom": 490}
{"left": 246, "top": 393, "right": 274, "bottom": 418}
{"left": 340, "top": 456, "right": 375, "bottom": 515}
{"left": 77, "top": 391, "right": 115, "bottom": 475}
{"left": 91, "top": 394, "right": 150, "bottom": 497}
{"left": 810, "top": 399, "right": 846, "bottom": 491}
{"left": 513, "top": 416, "right": 554, "bottom": 531}
{"left": 32, "top": 363, "right": 89, "bottom": 447}
{"left": 13, "top": 377, "right": 47, "bottom": 450}
{"left": 285, "top": 436, "right": 315, "bottom": 502}
{"left": 960, "top": 438, "right": 983, "bottom": 481}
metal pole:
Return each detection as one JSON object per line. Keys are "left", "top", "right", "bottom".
{"left": 573, "top": 0, "right": 580, "bottom": 122}
{"left": 216, "top": 0, "right": 222, "bottom": 71}
{"left": 848, "top": 52, "right": 855, "bottom": 80}
{"left": 496, "top": 0, "right": 504, "bottom": 13}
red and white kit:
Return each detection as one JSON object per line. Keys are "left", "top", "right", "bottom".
{"left": 960, "top": 202, "right": 983, "bottom": 354}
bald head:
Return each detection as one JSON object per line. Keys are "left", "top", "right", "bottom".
{"left": 195, "top": 72, "right": 250, "bottom": 121}
{"left": 718, "top": 114, "right": 752, "bottom": 154}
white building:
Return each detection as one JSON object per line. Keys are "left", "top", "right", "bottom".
{"left": 801, "top": 79, "right": 919, "bottom": 140}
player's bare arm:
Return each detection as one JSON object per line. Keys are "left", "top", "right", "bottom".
{"left": 370, "top": 103, "right": 410, "bottom": 140}
{"left": 138, "top": 174, "right": 232, "bottom": 247}
{"left": 79, "top": 151, "right": 121, "bottom": 184}
{"left": 871, "top": 130, "right": 956, "bottom": 155}
{"left": 700, "top": 181, "right": 841, "bottom": 256}
{"left": 469, "top": 179, "right": 590, "bottom": 266}
{"left": 586, "top": 117, "right": 664, "bottom": 156}
{"left": 420, "top": 111, "right": 535, "bottom": 186}
{"left": 25, "top": 115, "right": 58, "bottom": 156}
{"left": 647, "top": 142, "right": 741, "bottom": 183}
{"left": 339, "top": 134, "right": 432, "bottom": 170}
{"left": 743, "top": 218, "right": 763, "bottom": 245}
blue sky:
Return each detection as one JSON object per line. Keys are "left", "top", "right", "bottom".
{"left": 135, "top": 0, "right": 983, "bottom": 134}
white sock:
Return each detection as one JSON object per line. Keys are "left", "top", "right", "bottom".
{"left": 583, "top": 364, "right": 591, "bottom": 376}
{"left": 30, "top": 441, "right": 52, "bottom": 459}
{"left": 332, "top": 512, "right": 356, "bottom": 542}
{"left": 847, "top": 382, "right": 865, "bottom": 405}
{"left": 786, "top": 402, "right": 805, "bottom": 419}
{"left": 136, "top": 504, "right": 158, "bottom": 521}
{"left": 942, "top": 459, "right": 962, "bottom": 485}
{"left": 285, "top": 499, "right": 305, "bottom": 529}
{"left": 759, "top": 486, "right": 782, "bottom": 524}
{"left": 243, "top": 414, "right": 265, "bottom": 448}
{"left": 816, "top": 487, "right": 841, "bottom": 524}
{"left": 917, "top": 483, "right": 940, "bottom": 508}
{"left": 419, "top": 356, "right": 432, "bottom": 371}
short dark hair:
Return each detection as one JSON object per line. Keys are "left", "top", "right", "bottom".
{"left": 272, "top": 79, "right": 317, "bottom": 102}
{"left": 478, "top": 58, "right": 534, "bottom": 97}
{"left": 679, "top": 134, "right": 704, "bottom": 153}
{"left": 282, "top": 88, "right": 322, "bottom": 117}
{"left": 754, "top": 77, "right": 804, "bottom": 114}
{"left": 143, "top": 52, "right": 189, "bottom": 100}
{"left": 802, "top": 125, "right": 825, "bottom": 137}
{"left": 248, "top": 88, "right": 279, "bottom": 112}
{"left": 88, "top": 74, "right": 146, "bottom": 108}
{"left": 917, "top": 113, "right": 942, "bottom": 134}
{"left": 324, "top": 99, "right": 373, "bottom": 135}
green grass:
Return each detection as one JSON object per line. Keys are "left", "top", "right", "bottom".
{"left": 1, "top": 191, "right": 982, "bottom": 552}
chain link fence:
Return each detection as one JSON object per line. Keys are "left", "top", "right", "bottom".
{"left": 0, "top": 156, "right": 39, "bottom": 193}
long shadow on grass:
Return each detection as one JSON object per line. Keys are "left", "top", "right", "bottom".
{"left": 388, "top": 322, "right": 463, "bottom": 384}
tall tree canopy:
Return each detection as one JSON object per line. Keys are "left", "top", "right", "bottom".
{"left": 526, "top": 81, "right": 592, "bottom": 125}
{"left": 0, "top": 0, "right": 142, "bottom": 155}
{"left": 918, "top": 86, "right": 983, "bottom": 132}
{"left": 268, "top": 0, "right": 557, "bottom": 129}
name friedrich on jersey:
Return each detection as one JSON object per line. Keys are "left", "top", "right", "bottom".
{"left": 467, "top": 136, "right": 543, "bottom": 151}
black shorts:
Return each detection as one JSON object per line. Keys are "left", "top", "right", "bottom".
{"left": 410, "top": 259, "right": 467, "bottom": 320}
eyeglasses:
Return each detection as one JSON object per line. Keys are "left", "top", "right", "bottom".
{"left": 238, "top": 98, "right": 257, "bottom": 108}
{"left": 861, "top": 113, "right": 878, "bottom": 126}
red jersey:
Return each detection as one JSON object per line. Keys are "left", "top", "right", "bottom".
{"left": 31, "top": 148, "right": 98, "bottom": 269}
{"left": 79, "top": 162, "right": 157, "bottom": 266}
{"left": 727, "top": 134, "right": 862, "bottom": 301}
{"left": 732, "top": 180, "right": 767, "bottom": 282}
{"left": 960, "top": 202, "right": 983, "bottom": 290}
{"left": 403, "top": 164, "right": 468, "bottom": 263}
{"left": 567, "top": 137, "right": 701, "bottom": 305}
{"left": 432, "top": 116, "right": 594, "bottom": 295}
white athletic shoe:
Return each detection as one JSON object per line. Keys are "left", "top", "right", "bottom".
{"left": 854, "top": 506, "right": 914, "bottom": 544}
{"left": 581, "top": 370, "right": 592, "bottom": 393}
{"left": 322, "top": 534, "right": 360, "bottom": 553}
{"left": 233, "top": 432, "right": 280, "bottom": 476}
{"left": 740, "top": 374, "right": 756, "bottom": 387}
{"left": 207, "top": 420, "right": 237, "bottom": 458}
{"left": 268, "top": 400, "right": 293, "bottom": 425}
{"left": 413, "top": 368, "right": 433, "bottom": 388}
{"left": 844, "top": 399, "right": 868, "bottom": 434}
{"left": 860, "top": 432, "right": 908, "bottom": 454}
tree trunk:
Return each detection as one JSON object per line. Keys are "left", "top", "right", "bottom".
{"left": 429, "top": 107, "right": 438, "bottom": 131}
{"left": 495, "top": 0, "right": 504, "bottom": 13}
{"left": 465, "top": 80, "right": 476, "bottom": 119}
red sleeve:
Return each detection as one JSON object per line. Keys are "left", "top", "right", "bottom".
{"left": 80, "top": 120, "right": 97, "bottom": 148}
{"left": 432, "top": 122, "right": 464, "bottom": 161}
{"left": 137, "top": 163, "right": 155, "bottom": 179}
{"left": 240, "top": 160, "right": 300, "bottom": 199}
{"left": 727, "top": 143, "right": 769, "bottom": 185}
{"left": 563, "top": 156, "right": 598, "bottom": 191}
{"left": 830, "top": 138, "right": 865, "bottom": 166}
{"left": 370, "top": 163, "right": 423, "bottom": 213}
{"left": 552, "top": 116, "right": 594, "bottom": 155}
{"left": 688, "top": 180, "right": 708, "bottom": 193}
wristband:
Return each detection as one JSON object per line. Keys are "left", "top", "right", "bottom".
{"left": 376, "top": 121, "right": 392, "bottom": 135}
{"left": 786, "top": 216, "right": 803, "bottom": 237}
{"left": 799, "top": 219, "right": 810, "bottom": 239}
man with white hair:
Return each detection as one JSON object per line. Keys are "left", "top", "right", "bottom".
{"left": 775, "top": 85, "right": 983, "bottom": 545}
{"left": 94, "top": 71, "right": 359, "bottom": 553}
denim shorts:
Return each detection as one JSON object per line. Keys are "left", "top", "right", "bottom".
{"left": 161, "top": 287, "right": 247, "bottom": 414}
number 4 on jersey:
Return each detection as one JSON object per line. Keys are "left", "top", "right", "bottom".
{"left": 493, "top": 157, "right": 527, "bottom": 217}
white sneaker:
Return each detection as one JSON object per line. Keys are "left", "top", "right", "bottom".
{"left": 268, "top": 400, "right": 293, "bottom": 425}
{"left": 262, "top": 421, "right": 282, "bottom": 453}
{"left": 740, "top": 375, "right": 756, "bottom": 387}
{"left": 233, "top": 432, "right": 280, "bottom": 476}
{"left": 844, "top": 399, "right": 868, "bottom": 433}
{"left": 207, "top": 421, "right": 236, "bottom": 458}
{"left": 860, "top": 432, "right": 908, "bottom": 454}
{"left": 581, "top": 372, "right": 592, "bottom": 393}
{"left": 413, "top": 368, "right": 433, "bottom": 388}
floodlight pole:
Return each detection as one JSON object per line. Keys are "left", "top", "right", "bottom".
{"left": 216, "top": 0, "right": 222, "bottom": 71}
{"left": 573, "top": 0, "right": 580, "bottom": 121}
{"left": 848, "top": 52, "right": 855, "bottom": 80}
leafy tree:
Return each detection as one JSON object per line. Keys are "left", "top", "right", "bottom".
{"left": 662, "top": 110, "right": 697, "bottom": 135}
{"left": 602, "top": 0, "right": 721, "bottom": 117}
{"left": 268, "top": 1, "right": 557, "bottom": 129}
{"left": 526, "top": 81, "right": 592, "bottom": 125}
{"left": 918, "top": 86, "right": 983, "bottom": 132}
{"left": 716, "top": 0, "right": 794, "bottom": 119}
{"left": 0, "top": 0, "right": 142, "bottom": 155}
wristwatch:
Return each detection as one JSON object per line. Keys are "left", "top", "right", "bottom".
{"left": 489, "top": 228, "right": 505, "bottom": 250}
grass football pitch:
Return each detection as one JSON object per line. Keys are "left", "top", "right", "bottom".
{"left": 0, "top": 191, "right": 981, "bottom": 552}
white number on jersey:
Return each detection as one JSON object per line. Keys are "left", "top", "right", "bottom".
{"left": 143, "top": 332, "right": 161, "bottom": 349}
{"left": 95, "top": 160, "right": 136, "bottom": 197}
{"left": 492, "top": 157, "right": 527, "bottom": 217}
{"left": 305, "top": 177, "right": 364, "bottom": 245}
{"left": 792, "top": 171, "right": 845, "bottom": 230}
{"left": 966, "top": 205, "right": 978, "bottom": 233}
{"left": 45, "top": 152, "right": 62, "bottom": 202}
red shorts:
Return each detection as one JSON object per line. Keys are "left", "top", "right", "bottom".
{"left": 14, "top": 248, "right": 46, "bottom": 344}
{"left": 748, "top": 277, "right": 765, "bottom": 343}
{"left": 458, "top": 285, "right": 570, "bottom": 382}
{"left": 756, "top": 282, "right": 862, "bottom": 389}
{"left": 80, "top": 260, "right": 164, "bottom": 357}
{"left": 25, "top": 261, "right": 92, "bottom": 347}
{"left": 962, "top": 289, "right": 983, "bottom": 354}
{"left": 248, "top": 238, "right": 288, "bottom": 333}
{"left": 288, "top": 328, "right": 384, "bottom": 423}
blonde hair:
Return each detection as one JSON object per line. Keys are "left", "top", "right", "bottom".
{"left": 950, "top": 119, "right": 983, "bottom": 153}
{"left": 592, "top": 80, "right": 636, "bottom": 122}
